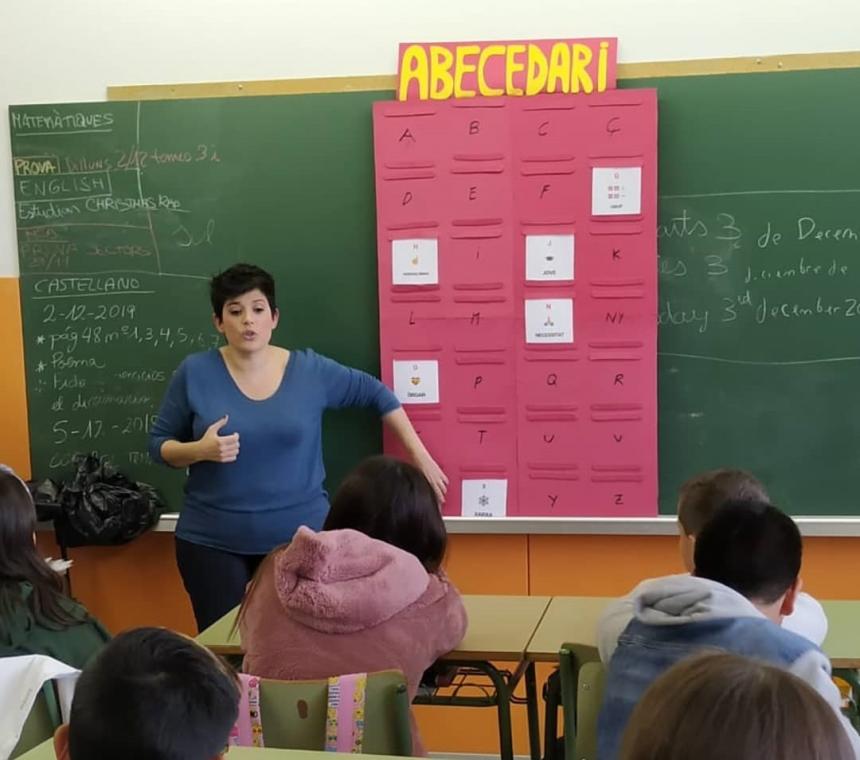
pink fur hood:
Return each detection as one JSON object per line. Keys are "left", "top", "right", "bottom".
{"left": 273, "top": 526, "right": 431, "bottom": 633}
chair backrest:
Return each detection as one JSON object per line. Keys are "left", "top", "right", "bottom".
{"left": 558, "top": 644, "right": 604, "bottom": 760}
{"left": 256, "top": 670, "right": 412, "bottom": 756}
{"left": 573, "top": 662, "right": 605, "bottom": 760}
{"left": 11, "top": 684, "right": 60, "bottom": 759}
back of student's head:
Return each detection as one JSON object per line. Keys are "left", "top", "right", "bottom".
{"left": 620, "top": 652, "right": 854, "bottom": 760}
{"left": 0, "top": 466, "right": 83, "bottom": 631}
{"left": 323, "top": 455, "right": 447, "bottom": 573}
{"left": 677, "top": 468, "right": 769, "bottom": 536}
{"left": 67, "top": 627, "right": 239, "bottom": 760}
{"left": 693, "top": 499, "right": 801, "bottom": 604}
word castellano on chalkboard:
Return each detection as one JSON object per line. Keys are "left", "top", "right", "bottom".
{"left": 397, "top": 38, "right": 618, "bottom": 101}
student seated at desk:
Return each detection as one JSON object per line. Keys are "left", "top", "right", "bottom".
{"left": 238, "top": 455, "right": 468, "bottom": 755}
{"left": 597, "top": 501, "right": 860, "bottom": 760}
{"left": 0, "top": 466, "right": 109, "bottom": 668}
{"left": 620, "top": 652, "right": 854, "bottom": 760}
{"left": 53, "top": 627, "right": 240, "bottom": 760}
{"left": 598, "top": 468, "right": 827, "bottom": 662}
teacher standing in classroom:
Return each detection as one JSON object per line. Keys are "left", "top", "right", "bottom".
{"left": 148, "top": 263, "right": 446, "bottom": 631}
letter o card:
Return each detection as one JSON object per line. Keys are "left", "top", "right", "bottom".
{"left": 592, "top": 167, "right": 642, "bottom": 216}
{"left": 393, "top": 360, "right": 440, "bottom": 404}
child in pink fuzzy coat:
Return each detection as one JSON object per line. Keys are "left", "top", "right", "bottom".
{"left": 238, "top": 456, "right": 467, "bottom": 755}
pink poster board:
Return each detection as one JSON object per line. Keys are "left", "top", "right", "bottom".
{"left": 374, "top": 90, "right": 657, "bottom": 518}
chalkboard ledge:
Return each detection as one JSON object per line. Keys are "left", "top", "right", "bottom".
{"left": 139, "top": 514, "right": 860, "bottom": 537}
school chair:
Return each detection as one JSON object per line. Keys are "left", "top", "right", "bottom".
{"left": 11, "top": 683, "right": 61, "bottom": 759}
{"left": 562, "top": 660, "right": 605, "bottom": 760}
{"left": 542, "top": 668, "right": 563, "bottom": 760}
{"left": 834, "top": 668, "right": 860, "bottom": 731}
{"left": 243, "top": 669, "right": 412, "bottom": 755}
{"left": 546, "top": 644, "right": 603, "bottom": 760}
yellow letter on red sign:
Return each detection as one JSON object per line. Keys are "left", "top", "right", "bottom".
{"left": 398, "top": 45, "right": 429, "bottom": 101}
{"left": 505, "top": 44, "right": 526, "bottom": 96}
{"left": 526, "top": 44, "right": 548, "bottom": 96}
{"left": 454, "top": 45, "right": 480, "bottom": 98}
{"left": 597, "top": 40, "right": 609, "bottom": 92}
{"left": 547, "top": 42, "right": 571, "bottom": 94}
{"left": 454, "top": 45, "right": 481, "bottom": 98}
{"left": 429, "top": 46, "right": 455, "bottom": 99}
{"left": 477, "top": 45, "right": 505, "bottom": 96}
{"left": 571, "top": 43, "right": 594, "bottom": 94}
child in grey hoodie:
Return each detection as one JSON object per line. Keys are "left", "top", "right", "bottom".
{"left": 597, "top": 501, "right": 860, "bottom": 760}
{"left": 598, "top": 469, "right": 827, "bottom": 664}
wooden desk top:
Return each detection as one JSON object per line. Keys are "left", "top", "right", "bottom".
{"left": 18, "top": 740, "right": 415, "bottom": 759}
{"left": 525, "top": 596, "right": 610, "bottom": 662}
{"left": 452, "top": 594, "right": 551, "bottom": 661}
{"left": 199, "top": 591, "right": 860, "bottom": 667}
{"left": 198, "top": 594, "right": 552, "bottom": 662}
{"left": 821, "top": 600, "right": 860, "bottom": 668}
{"left": 526, "top": 596, "right": 860, "bottom": 668}
{"left": 196, "top": 605, "right": 241, "bottom": 655}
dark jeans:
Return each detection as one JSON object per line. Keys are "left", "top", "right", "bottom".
{"left": 175, "top": 537, "right": 266, "bottom": 633}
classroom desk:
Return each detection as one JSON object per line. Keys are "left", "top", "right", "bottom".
{"left": 198, "top": 594, "right": 551, "bottom": 660}
{"left": 16, "top": 739, "right": 416, "bottom": 759}
{"left": 822, "top": 601, "right": 860, "bottom": 669}
{"left": 525, "top": 596, "right": 609, "bottom": 663}
{"left": 449, "top": 594, "right": 552, "bottom": 660}
{"left": 197, "top": 594, "right": 860, "bottom": 760}
{"left": 412, "top": 595, "right": 550, "bottom": 760}
{"left": 201, "top": 595, "right": 860, "bottom": 667}
{"left": 196, "top": 604, "right": 242, "bottom": 655}
{"left": 526, "top": 596, "right": 860, "bottom": 668}
{"left": 523, "top": 596, "right": 860, "bottom": 760}
{"left": 197, "top": 595, "right": 552, "bottom": 760}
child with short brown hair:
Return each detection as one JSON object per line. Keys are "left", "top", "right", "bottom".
{"left": 598, "top": 501, "right": 859, "bottom": 760}
{"left": 598, "top": 468, "right": 827, "bottom": 663}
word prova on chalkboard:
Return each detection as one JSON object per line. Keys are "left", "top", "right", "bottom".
{"left": 14, "top": 144, "right": 221, "bottom": 176}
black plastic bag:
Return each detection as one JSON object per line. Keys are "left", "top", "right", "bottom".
{"left": 29, "top": 478, "right": 63, "bottom": 522}
{"left": 31, "top": 454, "right": 164, "bottom": 548}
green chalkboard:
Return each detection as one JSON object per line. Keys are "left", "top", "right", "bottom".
{"left": 9, "top": 93, "right": 388, "bottom": 507}
{"left": 10, "top": 67, "right": 860, "bottom": 515}
{"left": 642, "top": 69, "right": 860, "bottom": 516}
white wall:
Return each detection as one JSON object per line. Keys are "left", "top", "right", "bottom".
{"left": 1, "top": 0, "right": 856, "bottom": 276}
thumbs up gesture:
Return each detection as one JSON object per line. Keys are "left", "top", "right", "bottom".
{"left": 199, "top": 415, "right": 240, "bottom": 463}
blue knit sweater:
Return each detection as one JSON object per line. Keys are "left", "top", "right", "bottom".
{"left": 148, "top": 348, "right": 400, "bottom": 554}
